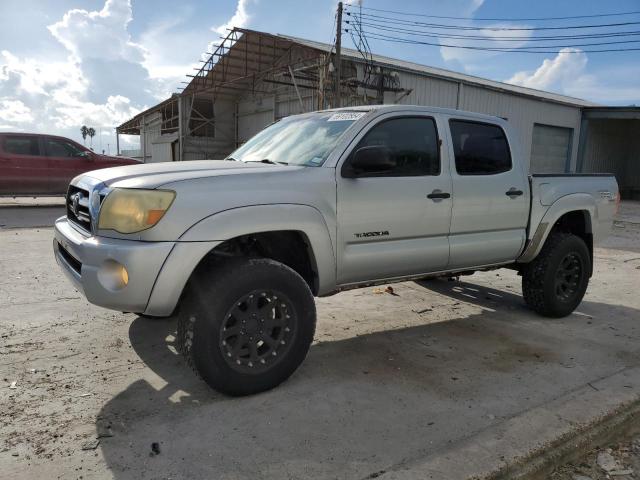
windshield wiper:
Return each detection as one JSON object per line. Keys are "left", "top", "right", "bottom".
{"left": 246, "top": 159, "right": 289, "bottom": 165}
{"left": 225, "top": 156, "right": 238, "bottom": 161}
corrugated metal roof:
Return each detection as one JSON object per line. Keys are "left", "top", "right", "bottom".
{"left": 275, "top": 32, "right": 599, "bottom": 108}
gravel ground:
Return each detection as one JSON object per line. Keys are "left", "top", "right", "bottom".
{"left": 1, "top": 202, "right": 640, "bottom": 480}
{"left": 551, "top": 437, "right": 640, "bottom": 479}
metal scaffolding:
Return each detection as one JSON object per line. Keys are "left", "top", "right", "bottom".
{"left": 116, "top": 28, "right": 409, "bottom": 162}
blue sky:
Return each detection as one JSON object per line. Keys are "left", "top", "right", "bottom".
{"left": 1, "top": 0, "right": 639, "bottom": 151}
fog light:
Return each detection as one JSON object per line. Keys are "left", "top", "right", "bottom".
{"left": 98, "top": 260, "right": 129, "bottom": 291}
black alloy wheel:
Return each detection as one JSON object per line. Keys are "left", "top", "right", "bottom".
{"left": 219, "top": 289, "right": 296, "bottom": 373}
{"left": 554, "top": 253, "right": 583, "bottom": 302}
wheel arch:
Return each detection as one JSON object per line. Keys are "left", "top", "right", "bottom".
{"left": 143, "top": 204, "right": 336, "bottom": 316}
{"left": 518, "top": 193, "right": 595, "bottom": 265}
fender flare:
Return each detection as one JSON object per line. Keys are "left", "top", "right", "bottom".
{"left": 518, "top": 193, "right": 595, "bottom": 263}
{"left": 144, "top": 204, "right": 336, "bottom": 316}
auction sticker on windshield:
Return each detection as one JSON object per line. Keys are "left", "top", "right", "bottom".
{"left": 327, "top": 112, "right": 366, "bottom": 122}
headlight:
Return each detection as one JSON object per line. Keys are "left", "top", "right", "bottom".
{"left": 98, "top": 188, "right": 176, "bottom": 234}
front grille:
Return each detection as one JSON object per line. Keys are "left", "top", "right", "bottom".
{"left": 57, "top": 242, "right": 82, "bottom": 275}
{"left": 66, "top": 185, "right": 91, "bottom": 233}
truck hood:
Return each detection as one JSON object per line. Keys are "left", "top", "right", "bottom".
{"left": 82, "top": 160, "right": 294, "bottom": 189}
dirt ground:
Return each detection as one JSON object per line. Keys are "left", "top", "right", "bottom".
{"left": 1, "top": 202, "right": 639, "bottom": 480}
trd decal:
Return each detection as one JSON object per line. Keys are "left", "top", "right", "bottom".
{"left": 354, "top": 230, "right": 390, "bottom": 238}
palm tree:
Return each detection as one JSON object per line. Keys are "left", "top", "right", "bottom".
{"left": 80, "top": 125, "right": 89, "bottom": 145}
{"left": 88, "top": 127, "right": 96, "bottom": 148}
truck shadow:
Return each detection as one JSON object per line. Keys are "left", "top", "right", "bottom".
{"left": 95, "top": 280, "right": 640, "bottom": 479}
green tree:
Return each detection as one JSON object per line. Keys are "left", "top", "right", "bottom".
{"left": 88, "top": 127, "right": 96, "bottom": 148}
{"left": 80, "top": 125, "right": 89, "bottom": 145}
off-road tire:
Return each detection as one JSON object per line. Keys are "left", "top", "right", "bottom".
{"left": 522, "top": 232, "right": 591, "bottom": 318}
{"left": 176, "top": 257, "right": 316, "bottom": 396}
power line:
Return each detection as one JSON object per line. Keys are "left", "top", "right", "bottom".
{"left": 354, "top": 28, "right": 640, "bottom": 48}
{"left": 345, "top": 5, "right": 640, "bottom": 22}
{"left": 346, "top": 11, "right": 640, "bottom": 31}
{"left": 347, "top": 19, "right": 640, "bottom": 41}
{"left": 348, "top": 30, "right": 640, "bottom": 53}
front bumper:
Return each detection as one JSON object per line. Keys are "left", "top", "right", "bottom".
{"left": 53, "top": 216, "right": 175, "bottom": 313}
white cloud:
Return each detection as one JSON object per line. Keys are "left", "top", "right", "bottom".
{"left": 506, "top": 49, "right": 640, "bottom": 104}
{"left": 141, "top": 0, "right": 255, "bottom": 100}
{"left": 1, "top": 50, "right": 85, "bottom": 97}
{"left": 507, "top": 48, "right": 587, "bottom": 90}
{"left": 0, "top": 98, "right": 34, "bottom": 123}
{"left": 0, "top": 0, "right": 261, "bottom": 154}
{"left": 51, "top": 94, "right": 140, "bottom": 129}
{"left": 0, "top": 0, "right": 150, "bottom": 150}
{"left": 47, "top": 0, "right": 145, "bottom": 64}
{"left": 212, "top": 0, "right": 251, "bottom": 37}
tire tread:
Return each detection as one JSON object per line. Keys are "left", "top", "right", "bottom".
{"left": 522, "top": 232, "right": 589, "bottom": 318}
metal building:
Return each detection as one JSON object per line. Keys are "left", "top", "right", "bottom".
{"left": 116, "top": 28, "right": 640, "bottom": 198}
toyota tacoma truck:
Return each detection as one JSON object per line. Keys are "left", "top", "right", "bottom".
{"left": 53, "top": 105, "right": 619, "bottom": 396}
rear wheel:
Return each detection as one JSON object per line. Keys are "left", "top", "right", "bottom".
{"left": 177, "top": 257, "right": 316, "bottom": 396}
{"left": 521, "top": 232, "right": 590, "bottom": 318}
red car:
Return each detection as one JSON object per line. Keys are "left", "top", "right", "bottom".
{"left": 0, "top": 132, "right": 140, "bottom": 195}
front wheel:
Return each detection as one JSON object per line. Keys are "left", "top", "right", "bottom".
{"left": 177, "top": 258, "right": 316, "bottom": 396}
{"left": 521, "top": 232, "right": 591, "bottom": 318}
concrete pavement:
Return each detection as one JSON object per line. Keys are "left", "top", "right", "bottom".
{"left": 1, "top": 206, "right": 640, "bottom": 479}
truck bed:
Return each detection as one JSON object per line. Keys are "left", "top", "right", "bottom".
{"left": 528, "top": 173, "right": 618, "bottom": 246}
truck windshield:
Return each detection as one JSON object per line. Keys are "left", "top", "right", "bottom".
{"left": 227, "top": 111, "right": 366, "bottom": 167}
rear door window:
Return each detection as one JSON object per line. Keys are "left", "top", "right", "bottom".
{"left": 449, "top": 120, "right": 511, "bottom": 175}
{"left": 45, "top": 139, "right": 84, "bottom": 158}
{"left": 3, "top": 136, "right": 41, "bottom": 156}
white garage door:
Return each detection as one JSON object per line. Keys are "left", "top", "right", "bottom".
{"left": 530, "top": 124, "right": 573, "bottom": 173}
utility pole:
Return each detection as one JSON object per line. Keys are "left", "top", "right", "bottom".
{"left": 334, "top": 1, "right": 343, "bottom": 108}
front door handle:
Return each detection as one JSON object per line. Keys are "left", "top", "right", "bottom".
{"left": 427, "top": 190, "right": 451, "bottom": 200}
{"left": 505, "top": 188, "right": 524, "bottom": 197}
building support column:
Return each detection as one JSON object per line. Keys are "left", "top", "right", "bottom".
{"left": 576, "top": 117, "right": 589, "bottom": 173}
{"left": 178, "top": 96, "right": 183, "bottom": 162}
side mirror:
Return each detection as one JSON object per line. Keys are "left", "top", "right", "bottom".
{"left": 342, "top": 146, "right": 395, "bottom": 178}
{"left": 78, "top": 151, "right": 94, "bottom": 161}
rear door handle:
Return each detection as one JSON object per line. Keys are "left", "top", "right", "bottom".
{"left": 505, "top": 188, "right": 523, "bottom": 197}
{"left": 427, "top": 191, "right": 451, "bottom": 200}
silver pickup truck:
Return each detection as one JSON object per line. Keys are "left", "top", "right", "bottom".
{"left": 53, "top": 105, "right": 619, "bottom": 395}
